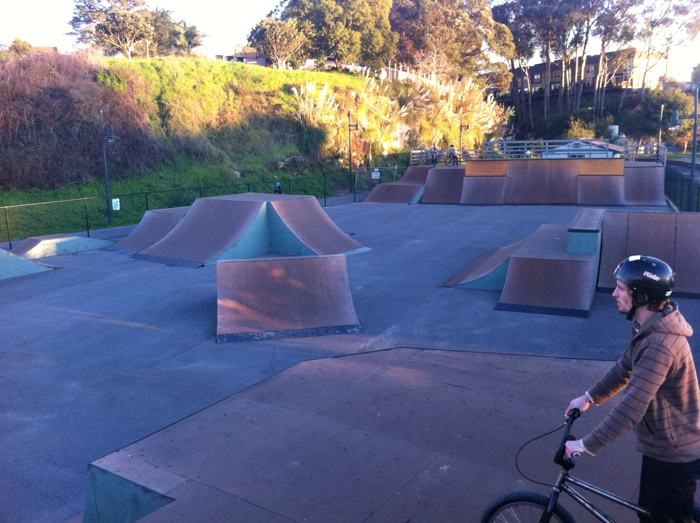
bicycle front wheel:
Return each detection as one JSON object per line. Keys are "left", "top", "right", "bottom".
{"left": 480, "top": 491, "right": 576, "bottom": 523}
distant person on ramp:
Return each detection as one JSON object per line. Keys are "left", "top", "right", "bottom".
{"left": 431, "top": 143, "right": 439, "bottom": 166}
{"left": 449, "top": 144, "right": 458, "bottom": 164}
{"left": 274, "top": 181, "right": 283, "bottom": 194}
{"left": 564, "top": 255, "right": 700, "bottom": 523}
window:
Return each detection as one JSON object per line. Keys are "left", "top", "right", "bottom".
{"left": 551, "top": 83, "right": 560, "bottom": 91}
{"left": 585, "top": 65, "right": 595, "bottom": 77}
{"left": 553, "top": 71, "right": 561, "bottom": 80}
{"left": 569, "top": 153, "right": 586, "bottom": 158}
{"left": 533, "top": 73, "right": 541, "bottom": 83}
{"left": 585, "top": 78, "right": 593, "bottom": 86}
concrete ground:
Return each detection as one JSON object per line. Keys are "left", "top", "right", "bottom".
{"left": 1, "top": 199, "right": 698, "bottom": 523}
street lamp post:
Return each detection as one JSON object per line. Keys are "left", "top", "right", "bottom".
{"left": 100, "top": 110, "right": 119, "bottom": 223}
{"left": 348, "top": 111, "right": 359, "bottom": 202}
{"left": 660, "top": 88, "right": 699, "bottom": 212}
{"left": 459, "top": 115, "right": 471, "bottom": 152}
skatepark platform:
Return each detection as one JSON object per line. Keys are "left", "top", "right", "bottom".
{"left": 6, "top": 198, "right": 700, "bottom": 523}
{"left": 133, "top": 193, "right": 368, "bottom": 267}
{"left": 216, "top": 255, "right": 361, "bottom": 342}
{"left": 0, "top": 247, "right": 56, "bottom": 280}
{"left": 598, "top": 211, "right": 700, "bottom": 295}
{"left": 366, "top": 159, "right": 666, "bottom": 206}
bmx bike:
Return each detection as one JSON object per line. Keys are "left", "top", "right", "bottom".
{"left": 446, "top": 155, "right": 460, "bottom": 166}
{"left": 479, "top": 408, "right": 659, "bottom": 523}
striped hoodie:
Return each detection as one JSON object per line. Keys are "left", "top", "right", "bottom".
{"left": 582, "top": 302, "right": 700, "bottom": 462}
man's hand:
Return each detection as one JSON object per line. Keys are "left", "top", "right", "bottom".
{"left": 566, "top": 395, "right": 591, "bottom": 416}
{"left": 565, "top": 439, "right": 586, "bottom": 459}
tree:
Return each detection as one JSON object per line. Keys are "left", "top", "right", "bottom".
{"left": 248, "top": 17, "right": 308, "bottom": 69}
{"left": 172, "top": 21, "right": 205, "bottom": 56}
{"left": 636, "top": 0, "right": 700, "bottom": 99}
{"left": 9, "top": 38, "right": 34, "bottom": 56}
{"left": 143, "top": 7, "right": 177, "bottom": 57}
{"left": 390, "top": 0, "right": 513, "bottom": 84}
{"left": 94, "top": 9, "right": 153, "bottom": 60}
{"left": 70, "top": 0, "right": 146, "bottom": 45}
{"left": 693, "top": 63, "right": 700, "bottom": 82}
{"left": 281, "top": 0, "right": 397, "bottom": 69}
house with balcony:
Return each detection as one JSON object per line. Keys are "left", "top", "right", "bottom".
{"left": 503, "top": 48, "right": 667, "bottom": 98}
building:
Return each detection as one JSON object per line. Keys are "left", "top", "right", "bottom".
{"left": 505, "top": 48, "right": 668, "bottom": 98}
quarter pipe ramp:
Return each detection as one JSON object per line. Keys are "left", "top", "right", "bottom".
{"left": 108, "top": 207, "right": 190, "bottom": 253}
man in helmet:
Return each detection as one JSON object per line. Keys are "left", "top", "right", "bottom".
{"left": 274, "top": 181, "right": 282, "bottom": 194}
{"left": 565, "top": 255, "right": 700, "bottom": 522}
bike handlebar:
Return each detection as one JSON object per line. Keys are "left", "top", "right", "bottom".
{"left": 554, "top": 408, "right": 581, "bottom": 470}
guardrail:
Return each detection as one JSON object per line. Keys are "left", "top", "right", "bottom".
{"left": 410, "top": 141, "right": 666, "bottom": 165}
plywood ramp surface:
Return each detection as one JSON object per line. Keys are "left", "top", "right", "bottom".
{"left": 504, "top": 160, "right": 578, "bottom": 204}
{"left": 497, "top": 224, "right": 598, "bottom": 316}
{"left": 109, "top": 207, "right": 189, "bottom": 253}
{"left": 217, "top": 255, "right": 361, "bottom": 342}
{"left": 271, "top": 198, "right": 364, "bottom": 254}
{"left": 364, "top": 183, "right": 423, "bottom": 204}
{"left": 445, "top": 238, "right": 527, "bottom": 287}
{"left": 598, "top": 211, "right": 700, "bottom": 295}
{"left": 421, "top": 167, "right": 465, "bottom": 204}
{"left": 136, "top": 198, "right": 264, "bottom": 266}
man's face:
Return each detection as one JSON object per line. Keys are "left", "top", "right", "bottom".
{"left": 612, "top": 280, "right": 633, "bottom": 314}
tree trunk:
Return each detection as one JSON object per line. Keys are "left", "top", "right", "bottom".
{"left": 510, "top": 58, "right": 522, "bottom": 127}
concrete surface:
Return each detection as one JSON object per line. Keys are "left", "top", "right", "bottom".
{"left": 1, "top": 198, "right": 698, "bottom": 523}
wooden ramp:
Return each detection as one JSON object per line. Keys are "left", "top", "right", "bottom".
{"left": 598, "top": 211, "right": 700, "bottom": 295}
{"left": 10, "top": 234, "right": 114, "bottom": 259}
{"left": 496, "top": 224, "right": 600, "bottom": 317}
{"left": 216, "top": 255, "right": 361, "bottom": 342}
{"left": 444, "top": 238, "right": 527, "bottom": 289}
{"left": 420, "top": 167, "right": 466, "bottom": 204}
{"left": 132, "top": 194, "right": 367, "bottom": 267}
{"left": 108, "top": 207, "right": 190, "bottom": 253}
{"left": 364, "top": 166, "right": 431, "bottom": 204}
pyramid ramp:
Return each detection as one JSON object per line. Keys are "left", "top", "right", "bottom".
{"left": 133, "top": 194, "right": 367, "bottom": 267}
{"left": 107, "top": 207, "right": 189, "bottom": 253}
{"left": 10, "top": 234, "right": 114, "bottom": 259}
{"left": 217, "top": 255, "right": 361, "bottom": 342}
{"left": 0, "top": 249, "right": 55, "bottom": 280}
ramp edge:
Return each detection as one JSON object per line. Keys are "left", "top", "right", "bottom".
{"left": 217, "top": 324, "right": 362, "bottom": 343}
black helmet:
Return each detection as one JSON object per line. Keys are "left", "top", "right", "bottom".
{"left": 614, "top": 255, "right": 674, "bottom": 320}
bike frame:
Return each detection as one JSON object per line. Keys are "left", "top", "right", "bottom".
{"left": 537, "top": 410, "right": 650, "bottom": 523}
{"left": 541, "top": 468, "right": 650, "bottom": 523}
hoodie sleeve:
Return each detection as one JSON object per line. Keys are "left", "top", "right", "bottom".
{"left": 582, "top": 342, "right": 674, "bottom": 455}
{"left": 587, "top": 349, "right": 633, "bottom": 405}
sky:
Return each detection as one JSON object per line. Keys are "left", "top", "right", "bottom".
{"left": 1, "top": 0, "right": 699, "bottom": 80}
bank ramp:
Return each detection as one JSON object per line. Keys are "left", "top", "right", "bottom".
{"left": 10, "top": 234, "right": 114, "bottom": 259}
{"left": 217, "top": 255, "right": 361, "bottom": 342}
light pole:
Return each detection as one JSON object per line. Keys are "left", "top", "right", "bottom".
{"left": 100, "top": 109, "right": 119, "bottom": 223}
{"left": 660, "top": 88, "right": 698, "bottom": 212}
{"left": 348, "top": 111, "right": 359, "bottom": 201}
{"left": 459, "top": 115, "right": 471, "bottom": 152}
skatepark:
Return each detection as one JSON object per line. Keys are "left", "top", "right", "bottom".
{"left": 2, "top": 168, "right": 700, "bottom": 521}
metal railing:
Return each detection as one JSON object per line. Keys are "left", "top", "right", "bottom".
{"left": 0, "top": 173, "right": 354, "bottom": 248}
{"left": 666, "top": 161, "right": 700, "bottom": 212}
{"left": 410, "top": 141, "right": 666, "bottom": 165}
{"left": 410, "top": 149, "right": 479, "bottom": 166}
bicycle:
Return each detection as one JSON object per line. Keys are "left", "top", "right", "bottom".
{"left": 479, "top": 408, "right": 655, "bottom": 523}
{"left": 446, "top": 154, "right": 460, "bottom": 166}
